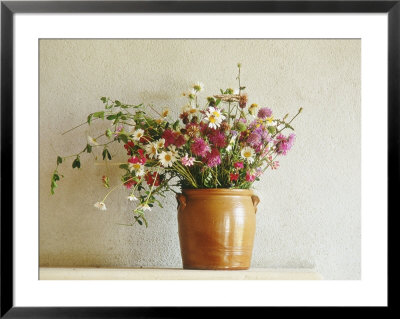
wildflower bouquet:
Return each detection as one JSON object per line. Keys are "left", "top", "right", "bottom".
{"left": 51, "top": 64, "right": 301, "bottom": 227}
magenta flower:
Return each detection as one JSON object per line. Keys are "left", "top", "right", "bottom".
{"left": 205, "top": 148, "right": 221, "bottom": 167}
{"left": 191, "top": 137, "right": 210, "bottom": 157}
{"left": 275, "top": 133, "right": 295, "bottom": 155}
{"left": 181, "top": 154, "right": 195, "bottom": 166}
{"left": 209, "top": 131, "right": 227, "bottom": 148}
{"left": 257, "top": 107, "right": 272, "bottom": 119}
{"left": 245, "top": 171, "right": 256, "bottom": 182}
{"left": 234, "top": 162, "right": 244, "bottom": 169}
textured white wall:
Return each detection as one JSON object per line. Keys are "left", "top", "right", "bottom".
{"left": 39, "top": 39, "right": 361, "bottom": 279}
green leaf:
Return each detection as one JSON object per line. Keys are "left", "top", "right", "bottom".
{"left": 57, "top": 156, "right": 63, "bottom": 165}
{"left": 172, "top": 120, "right": 179, "bottom": 130}
{"left": 115, "top": 100, "right": 121, "bottom": 106}
{"left": 93, "top": 111, "right": 105, "bottom": 119}
{"left": 100, "top": 97, "right": 107, "bottom": 103}
{"left": 216, "top": 99, "right": 221, "bottom": 106}
{"left": 106, "top": 114, "right": 117, "bottom": 120}
{"left": 141, "top": 215, "right": 148, "bottom": 228}
{"left": 87, "top": 114, "right": 93, "bottom": 125}
{"left": 105, "top": 129, "right": 112, "bottom": 138}
{"left": 119, "top": 134, "right": 128, "bottom": 143}
{"left": 285, "top": 123, "right": 294, "bottom": 130}
{"left": 102, "top": 149, "right": 111, "bottom": 161}
{"left": 86, "top": 144, "right": 92, "bottom": 153}
{"left": 119, "top": 164, "right": 129, "bottom": 170}
{"left": 72, "top": 156, "right": 81, "bottom": 169}
{"left": 267, "top": 126, "right": 276, "bottom": 135}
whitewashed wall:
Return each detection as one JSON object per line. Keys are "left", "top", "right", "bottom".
{"left": 39, "top": 39, "right": 361, "bottom": 279}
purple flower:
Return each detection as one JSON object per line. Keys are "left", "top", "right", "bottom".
{"left": 191, "top": 138, "right": 210, "bottom": 157}
{"left": 205, "top": 148, "right": 221, "bottom": 167}
{"left": 257, "top": 107, "right": 272, "bottom": 119}
{"left": 230, "top": 130, "right": 238, "bottom": 136}
{"left": 247, "top": 132, "right": 262, "bottom": 148}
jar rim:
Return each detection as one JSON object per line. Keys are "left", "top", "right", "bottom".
{"left": 181, "top": 188, "right": 254, "bottom": 196}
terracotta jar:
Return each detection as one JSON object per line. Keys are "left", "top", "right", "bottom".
{"left": 176, "top": 188, "right": 260, "bottom": 270}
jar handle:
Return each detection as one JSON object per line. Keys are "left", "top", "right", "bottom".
{"left": 251, "top": 195, "right": 260, "bottom": 213}
{"left": 176, "top": 194, "right": 186, "bottom": 211}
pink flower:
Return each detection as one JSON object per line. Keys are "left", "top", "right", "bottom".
{"left": 209, "top": 130, "right": 227, "bottom": 148}
{"left": 230, "top": 173, "right": 239, "bottom": 181}
{"left": 205, "top": 148, "right": 221, "bottom": 167}
{"left": 275, "top": 133, "right": 295, "bottom": 155}
{"left": 181, "top": 154, "right": 195, "bottom": 166}
{"left": 234, "top": 162, "right": 244, "bottom": 169}
{"left": 257, "top": 107, "right": 272, "bottom": 119}
{"left": 191, "top": 138, "right": 210, "bottom": 157}
{"left": 245, "top": 171, "right": 256, "bottom": 182}
{"left": 114, "top": 125, "right": 123, "bottom": 138}
{"left": 268, "top": 156, "right": 280, "bottom": 170}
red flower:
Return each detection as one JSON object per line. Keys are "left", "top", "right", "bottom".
{"left": 124, "top": 141, "right": 135, "bottom": 155}
{"left": 162, "top": 129, "right": 186, "bottom": 148}
{"left": 123, "top": 176, "right": 139, "bottom": 189}
{"left": 230, "top": 173, "right": 239, "bottom": 181}
{"left": 174, "top": 134, "right": 186, "bottom": 148}
{"left": 144, "top": 172, "right": 161, "bottom": 186}
{"left": 162, "top": 129, "right": 176, "bottom": 147}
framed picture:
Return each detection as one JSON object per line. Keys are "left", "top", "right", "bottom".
{"left": 1, "top": 0, "right": 395, "bottom": 316}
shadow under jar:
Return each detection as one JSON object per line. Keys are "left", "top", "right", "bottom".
{"left": 176, "top": 188, "right": 260, "bottom": 270}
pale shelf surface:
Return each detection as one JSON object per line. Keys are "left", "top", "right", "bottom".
{"left": 40, "top": 267, "right": 323, "bottom": 280}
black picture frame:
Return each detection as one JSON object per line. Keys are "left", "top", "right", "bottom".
{"left": 1, "top": 0, "right": 396, "bottom": 317}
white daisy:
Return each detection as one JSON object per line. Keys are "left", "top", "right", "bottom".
{"left": 155, "top": 138, "right": 165, "bottom": 149}
{"left": 206, "top": 107, "right": 225, "bottom": 129}
{"left": 158, "top": 151, "right": 177, "bottom": 167}
{"left": 226, "top": 135, "right": 237, "bottom": 152}
{"left": 94, "top": 201, "right": 107, "bottom": 211}
{"left": 140, "top": 204, "right": 152, "bottom": 211}
{"left": 127, "top": 194, "right": 138, "bottom": 201}
{"left": 193, "top": 81, "right": 204, "bottom": 92}
{"left": 132, "top": 129, "right": 144, "bottom": 141}
{"left": 181, "top": 104, "right": 191, "bottom": 113}
{"left": 188, "top": 105, "right": 198, "bottom": 115}
{"left": 144, "top": 142, "right": 158, "bottom": 159}
{"left": 241, "top": 146, "right": 255, "bottom": 164}
{"left": 128, "top": 163, "right": 145, "bottom": 176}
{"left": 87, "top": 135, "right": 99, "bottom": 146}
{"left": 188, "top": 88, "right": 197, "bottom": 99}
{"left": 168, "top": 145, "right": 181, "bottom": 157}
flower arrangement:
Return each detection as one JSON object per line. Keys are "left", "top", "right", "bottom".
{"left": 51, "top": 64, "right": 302, "bottom": 227}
